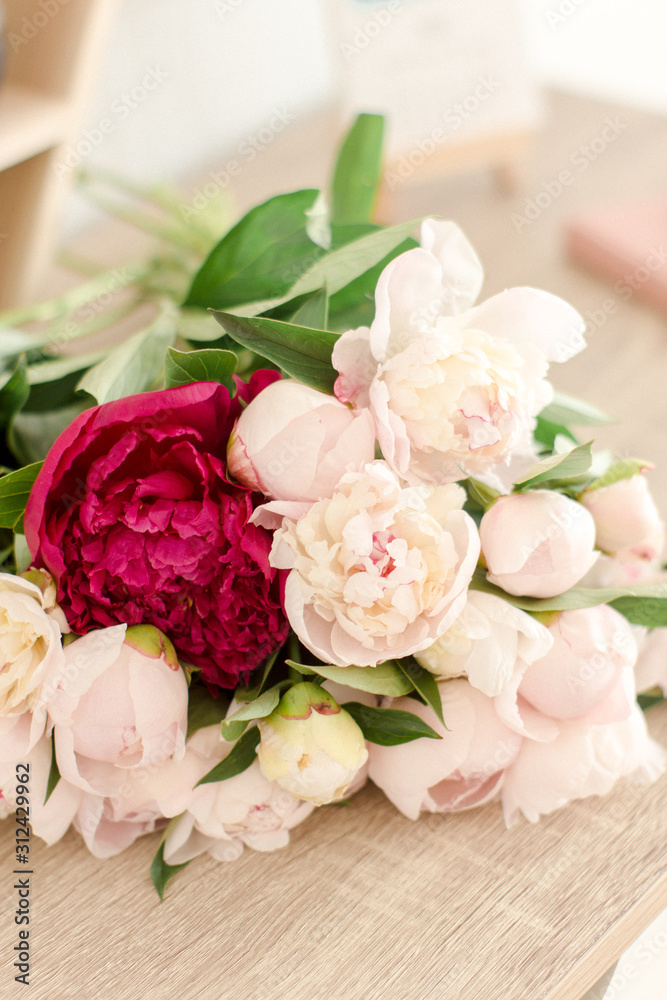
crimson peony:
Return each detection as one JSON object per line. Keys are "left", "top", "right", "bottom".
{"left": 24, "top": 376, "right": 287, "bottom": 690}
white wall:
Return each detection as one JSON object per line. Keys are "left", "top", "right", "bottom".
{"left": 65, "top": 0, "right": 667, "bottom": 234}
{"left": 64, "top": 0, "right": 335, "bottom": 232}
{"left": 524, "top": 0, "right": 667, "bottom": 114}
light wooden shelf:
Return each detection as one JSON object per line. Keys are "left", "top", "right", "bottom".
{"left": 0, "top": 0, "right": 118, "bottom": 309}
{"left": 0, "top": 83, "right": 73, "bottom": 172}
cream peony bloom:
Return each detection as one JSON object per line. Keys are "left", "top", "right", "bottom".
{"left": 0, "top": 572, "right": 68, "bottom": 761}
{"left": 333, "top": 219, "right": 585, "bottom": 485}
{"left": 263, "top": 461, "right": 480, "bottom": 666}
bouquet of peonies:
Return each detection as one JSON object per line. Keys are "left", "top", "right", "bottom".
{"left": 1, "top": 116, "right": 666, "bottom": 897}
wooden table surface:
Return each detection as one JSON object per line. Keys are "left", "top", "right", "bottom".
{"left": 2, "top": 90, "right": 667, "bottom": 999}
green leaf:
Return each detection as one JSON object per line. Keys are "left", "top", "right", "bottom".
{"left": 583, "top": 459, "right": 653, "bottom": 493}
{"left": 397, "top": 659, "right": 446, "bottom": 726}
{"left": 77, "top": 310, "right": 176, "bottom": 404}
{"left": 0, "top": 462, "right": 43, "bottom": 531}
{"left": 286, "top": 660, "right": 317, "bottom": 677}
{"left": 150, "top": 839, "right": 191, "bottom": 901}
{"left": 513, "top": 442, "right": 593, "bottom": 490}
{"left": 284, "top": 219, "right": 419, "bottom": 303}
{"left": 164, "top": 347, "right": 237, "bottom": 392}
{"left": 331, "top": 114, "right": 384, "bottom": 225}
{"left": 27, "top": 350, "right": 106, "bottom": 386}
{"left": 14, "top": 533, "right": 31, "bottom": 573}
{"left": 0, "top": 357, "right": 29, "bottom": 429}
{"left": 638, "top": 688, "right": 666, "bottom": 712}
{"left": 225, "top": 219, "right": 421, "bottom": 318}
{"left": 463, "top": 477, "right": 500, "bottom": 512}
{"left": 196, "top": 726, "right": 261, "bottom": 786}
{"left": 24, "top": 353, "right": 102, "bottom": 413}
{"left": 177, "top": 307, "right": 225, "bottom": 344}
{"left": 235, "top": 647, "right": 284, "bottom": 702}
{"left": 9, "top": 403, "right": 89, "bottom": 466}
{"left": 211, "top": 312, "right": 338, "bottom": 393}
{"left": 185, "top": 189, "right": 320, "bottom": 310}
{"left": 469, "top": 570, "right": 667, "bottom": 617}
{"left": 608, "top": 596, "right": 667, "bottom": 628}
{"left": 186, "top": 684, "right": 230, "bottom": 739}
{"left": 44, "top": 733, "right": 61, "bottom": 804}
{"left": 539, "top": 391, "right": 613, "bottom": 427}
{"left": 291, "top": 288, "right": 330, "bottom": 330}
{"left": 220, "top": 685, "right": 283, "bottom": 742}
{"left": 343, "top": 702, "right": 442, "bottom": 746}
{"left": 285, "top": 658, "right": 414, "bottom": 697}
{"left": 533, "top": 416, "right": 578, "bottom": 451}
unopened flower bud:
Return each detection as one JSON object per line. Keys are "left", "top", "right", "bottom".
{"left": 257, "top": 682, "right": 368, "bottom": 805}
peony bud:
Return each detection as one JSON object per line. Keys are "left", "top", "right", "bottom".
{"left": 47, "top": 624, "right": 188, "bottom": 797}
{"left": 518, "top": 606, "right": 637, "bottom": 722}
{"left": 479, "top": 490, "right": 598, "bottom": 597}
{"left": 257, "top": 682, "right": 368, "bottom": 805}
{"left": 227, "top": 379, "right": 375, "bottom": 502}
{"left": 580, "top": 473, "right": 665, "bottom": 562}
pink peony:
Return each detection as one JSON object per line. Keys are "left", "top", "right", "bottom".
{"left": 580, "top": 472, "right": 665, "bottom": 563}
{"left": 161, "top": 725, "right": 315, "bottom": 865}
{"left": 479, "top": 490, "right": 598, "bottom": 598}
{"left": 47, "top": 625, "right": 189, "bottom": 798}
{"left": 227, "top": 379, "right": 376, "bottom": 502}
{"left": 518, "top": 606, "right": 638, "bottom": 724}
{"left": 367, "top": 680, "right": 522, "bottom": 820}
{"left": 501, "top": 703, "right": 666, "bottom": 825}
{"left": 24, "top": 377, "right": 288, "bottom": 690}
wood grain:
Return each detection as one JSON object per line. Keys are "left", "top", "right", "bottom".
{"left": 2, "top": 90, "right": 667, "bottom": 1000}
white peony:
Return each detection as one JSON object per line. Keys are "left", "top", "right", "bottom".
{"left": 262, "top": 460, "right": 480, "bottom": 667}
{"left": 333, "top": 219, "right": 585, "bottom": 486}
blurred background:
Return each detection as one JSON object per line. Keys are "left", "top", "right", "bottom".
{"left": 55, "top": 0, "right": 667, "bottom": 205}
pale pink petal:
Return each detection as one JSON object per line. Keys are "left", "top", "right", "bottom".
{"left": 251, "top": 500, "right": 314, "bottom": 533}
{"left": 574, "top": 664, "right": 635, "bottom": 725}
{"left": 370, "top": 248, "right": 444, "bottom": 362}
{"left": 419, "top": 219, "right": 484, "bottom": 314}
{"left": 636, "top": 628, "right": 667, "bottom": 693}
{"left": 494, "top": 668, "right": 560, "bottom": 743}
{"left": 501, "top": 704, "right": 666, "bottom": 826}
{"left": 460, "top": 286, "right": 586, "bottom": 363}
{"left": 332, "top": 327, "right": 376, "bottom": 409}
{"left": 0, "top": 714, "right": 34, "bottom": 763}
{"left": 368, "top": 688, "right": 474, "bottom": 820}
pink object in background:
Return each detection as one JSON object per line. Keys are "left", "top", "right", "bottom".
{"left": 566, "top": 198, "right": 667, "bottom": 314}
